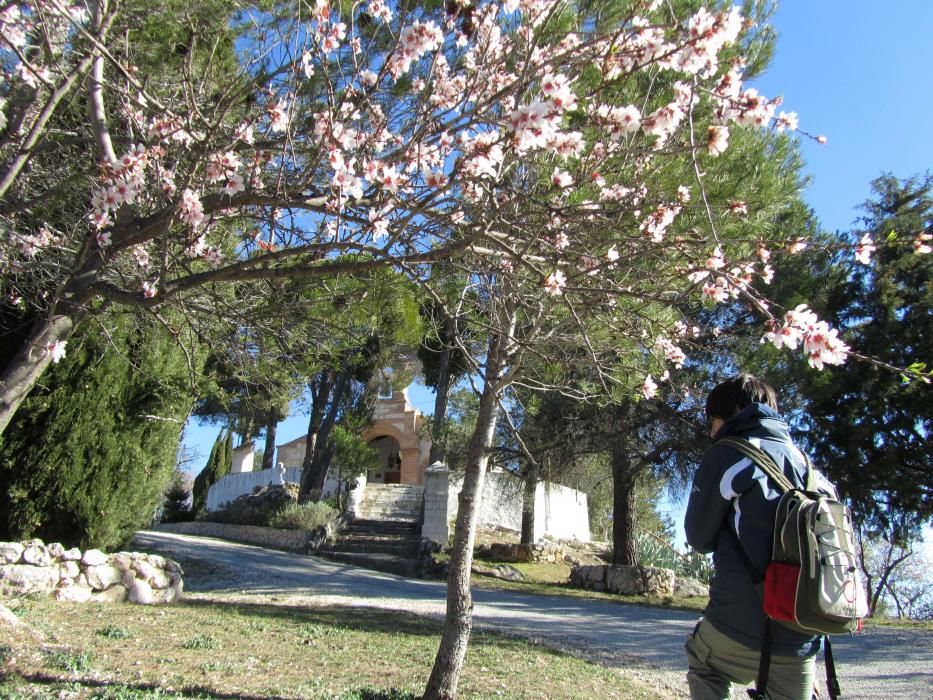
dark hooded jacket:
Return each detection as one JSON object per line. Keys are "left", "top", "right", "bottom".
{"left": 685, "top": 403, "right": 822, "bottom": 655}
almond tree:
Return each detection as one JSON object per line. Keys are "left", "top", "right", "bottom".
{"left": 0, "top": 2, "right": 898, "bottom": 697}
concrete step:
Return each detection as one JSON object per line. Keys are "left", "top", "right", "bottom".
{"left": 361, "top": 495, "right": 423, "bottom": 504}
{"left": 365, "top": 485, "right": 424, "bottom": 493}
{"left": 321, "top": 538, "right": 420, "bottom": 556}
{"left": 360, "top": 492, "right": 423, "bottom": 501}
{"left": 345, "top": 519, "right": 419, "bottom": 536}
{"left": 356, "top": 504, "right": 421, "bottom": 520}
{"left": 356, "top": 509, "right": 421, "bottom": 521}
{"left": 318, "top": 550, "right": 423, "bottom": 578}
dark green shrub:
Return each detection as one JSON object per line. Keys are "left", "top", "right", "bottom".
{"left": 202, "top": 483, "right": 299, "bottom": 526}
{"left": 269, "top": 501, "right": 338, "bottom": 532}
{"left": 0, "top": 314, "right": 200, "bottom": 550}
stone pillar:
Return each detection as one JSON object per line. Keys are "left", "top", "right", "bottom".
{"left": 421, "top": 461, "right": 450, "bottom": 544}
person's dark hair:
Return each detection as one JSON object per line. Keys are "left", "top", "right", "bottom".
{"left": 705, "top": 374, "right": 778, "bottom": 420}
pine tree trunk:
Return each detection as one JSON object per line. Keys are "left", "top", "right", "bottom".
{"left": 300, "top": 373, "right": 333, "bottom": 485}
{"left": 0, "top": 312, "right": 80, "bottom": 438}
{"left": 428, "top": 317, "right": 456, "bottom": 466}
{"left": 520, "top": 467, "right": 537, "bottom": 546}
{"left": 428, "top": 345, "right": 453, "bottom": 466}
{"left": 300, "top": 367, "right": 351, "bottom": 499}
{"left": 262, "top": 417, "right": 277, "bottom": 470}
{"left": 423, "top": 375, "right": 500, "bottom": 700}
{"left": 612, "top": 445, "right": 639, "bottom": 567}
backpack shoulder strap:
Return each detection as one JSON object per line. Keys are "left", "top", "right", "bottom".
{"left": 716, "top": 436, "right": 796, "bottom": 493}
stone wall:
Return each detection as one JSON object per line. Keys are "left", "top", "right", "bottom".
{"left": 0, "top": 539, "right": 183, "bottom": 604}
{"left": 570, "top": 564, "right": 677, "bottom": 596}
{"left": 155, "top": 521, "right": 326, "bottom": 553}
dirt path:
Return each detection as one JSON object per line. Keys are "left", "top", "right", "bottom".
{"left": 134, "top": 530, "right": 933, "bottom": 699}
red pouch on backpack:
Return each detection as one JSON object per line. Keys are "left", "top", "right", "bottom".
{"left": 763, "top": 562, "right": 800, "bottom": 622}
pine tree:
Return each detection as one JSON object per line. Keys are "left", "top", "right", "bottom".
{"left": 159, "top": 466, "right": 193, "bottom": 524}
{"left": 0, "top": 314, "right": 199, "bottom": 550}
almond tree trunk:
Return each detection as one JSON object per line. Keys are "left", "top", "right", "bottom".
{"left": 0, "top": 311, "right": 82, "bottom": 437}
{"left": 423, "top": 341, "right": 503, "bottom": 700}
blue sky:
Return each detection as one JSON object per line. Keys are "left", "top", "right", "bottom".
{"left": 753, "top": 1, "right": 933, "bottom": 234}
{"left": 183, "top": 1, "right": 931, "bottom": 549}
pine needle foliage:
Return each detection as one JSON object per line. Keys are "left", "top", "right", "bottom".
{"left": 0, "top": 315, "right": 198, "bottom": 550}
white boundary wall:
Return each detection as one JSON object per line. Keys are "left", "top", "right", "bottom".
{"left": 425, "top": 466, "right": 589, "bottom": 544}
{"left": 206, "top": 468, "right": 339, "bottom": 512}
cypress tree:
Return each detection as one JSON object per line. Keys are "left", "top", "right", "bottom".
{"left": 191, "top": 429, "right": 234, "bottom": 515}
{"left": 223, "top": 430, "right": 234, "bottom": 477}
{"left": 0, "top": 314, "right": 199, "bottom": 550}
{"left": 192, "top": 430, "right": 225, "bottom": 515}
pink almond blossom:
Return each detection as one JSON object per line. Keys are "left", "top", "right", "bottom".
{"left": 854, "top": 234, "right": 875, "bottom": 265}
{"left": 46, "top": 340, "right": 68, "bottom": 364}
{"left": 544, "top": 269, "right": 566, "bottom": 296}
{"left": 642, "top": 374, "right": 658, "bottom": 400}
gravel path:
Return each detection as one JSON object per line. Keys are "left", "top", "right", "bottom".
{"left": 133, "top": 530, "right": 933, "bottom": 699}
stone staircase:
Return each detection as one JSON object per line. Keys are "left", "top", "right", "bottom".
{"left": 355, "top": 484, "right": 424, "bottom": 521}
{"left": 317, "top": 484, "right": 426, "bottom": 577}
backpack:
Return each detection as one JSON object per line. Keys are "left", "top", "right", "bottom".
{"left": 717, "top": 437, "right": 868, "bottom": 700}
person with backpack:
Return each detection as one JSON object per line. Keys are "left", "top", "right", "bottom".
{"left": 684, "top": 374, "right": 841, "bottom": 700}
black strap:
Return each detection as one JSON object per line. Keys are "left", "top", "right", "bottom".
{"left": 746, "top": 620, "right": 773, "bottom": 699}
{"left": 824, "top": 636, "right": 841, "bottom": 699}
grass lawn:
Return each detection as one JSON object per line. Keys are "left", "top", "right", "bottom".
{"left": 0, "top": 595, "right": 666, "bottom": 700}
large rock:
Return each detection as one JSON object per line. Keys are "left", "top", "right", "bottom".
{"left": 145, "top": 554, "right": 167, "bottom": 569}
{"left": 132, "top": 561, "right": 170, "bottom": 589}
{"left": 85, "top": 564, "right": 123, "bottom": 591}
{"left": 606, "top": 565, "right": 676, "bottom": 596}
{"left": 47, "top": 542, "right": 66, "bottom": 559}
{"left": 58, "top": 561, "right": 81, "bottom": 580}
{"left": 570, "top": 564, "right": 607, "bottom": 589}
{"left": 164, "top": 559, "right": 183, "bottom": 576}
{"left": 0, "top": 542, "right": 24, "bottom": 564}
{"left": 0, "top": 563, "right": 59, "bottom": 596}
{"left": 21, "top": 541, "right": 51, "bottom": 567}
{"left": 90, "top": 584, "right": 128, "bottom": 603}
{"left": 81, "top": 549, "right": 109, "bottom": 567}
{"left": 128, "top": 579, "right": 154, "bottom": 605}
{"left": 150, "top": 581, "right": 182, "bottom": 604}
{"left": 110, "top": 553, "right": 133, "bottom": 572}
{"left": 60, "top": 547, "right": 82, "bottom": 562}
{"left": 55, "top": 581, "right": 93, "bottom": 603}
{"left": 674, "top": 577, "right": 709, "bottom": 598}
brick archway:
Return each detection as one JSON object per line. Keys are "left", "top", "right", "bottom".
{"left": 363, "top": 422, "right": 423, "bottom": 485}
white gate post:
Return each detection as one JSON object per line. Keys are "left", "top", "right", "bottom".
{"left": 421, "top": 461, "right": 450, "bottom": 544}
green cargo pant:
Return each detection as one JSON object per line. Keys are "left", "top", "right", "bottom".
{"left": 685, "top": 618, "right": 817, "bottom": 700}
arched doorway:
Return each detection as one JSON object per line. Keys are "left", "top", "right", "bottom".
{"left": 367, "top": 435, "right": 402, "bottom": 484}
